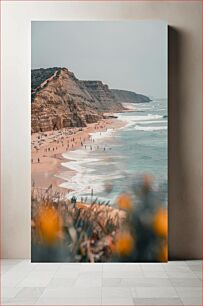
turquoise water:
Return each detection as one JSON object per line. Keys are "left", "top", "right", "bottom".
{"left": 61, "top": 99, "right": 167, "bottom": 203}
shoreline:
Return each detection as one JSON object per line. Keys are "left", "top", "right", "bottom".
{"left": 31, "top": 117, "right": 126, "bottom": 194}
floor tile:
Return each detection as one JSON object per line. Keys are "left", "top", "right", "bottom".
{"left": 133, "top": 297, "right": 183, "bottom": 305}
{"left": 41, "top": 287, "right": 101, "bottom": 298}
{"left": 166, "top": 271, "right": 197, "bottom": 278}
{"left": 102, "top": 286, "right": 132, "bottom": 298}
{"left": 140, "top": 263, "right": 165, "bottom": 272}
{"left": 2, "top": 273, "right": 28, "bottom": 287}
{"left": 103, "top": 270, "right": 144, "bottom": 278}
{"left": 2, "top": 287, "right": 23, "bottom": 299}
{"left": 170, "top": 278, "right": 202, "bottom": 287}
{"left": 17, "top": 271, "right": 55, "bottom": 287}
{"left": 2, "top": 296, "right": 39, "bottom": 305}
{"left": 56, "top": 264, "right": 81, "bottom": 273}
{"left": 123, "top": 277, "right": 171, "bottom": 287}
{"left": 194, "top": 271, "right": 202, "bottom": 279}
{"left": 102, "top": 278, "right": 123, "bottom": 287}
{"left": 2, "top": 265, "right": 36, "bottom": 287}
{"left": 103, "top": 264, "right": 142, "bottom": 273}
{"left": 1, "top": 259, "right": 202, "bottom": 306}
{"left": 80, "top": 263, "right": 103, "bottom": 272}
{"left": 135, "top": 286, "right": 178, "bottom": 298}
{"left": 32, "top": 263, "right": 60, "bottom": 272}
{"left": 54, "top": 270, "right": 80, "bottom": 278}
{"left": 7, "top": 261, "right": 35, "bottom": 274}
{"left": 164, "top": 265, "right": 192, "bottom": 272}
{"left": 47, "top": 277, "right": 76, "bottom": 288}
{"left": 175, "top": 287, "right": 202, "bottom": 298}
{"left": 75, "top": 277, "right": 102, "bottom": 287}
{"left": 164, "top": 261, "right": 187, "bottom": 266}
{"left": 102, "top": 297, "right": 134, "bottom": 305}
{"left": 143, "top": 271, "right": 168, "bottom": 278}
{"left": 77, "top": 271, "right": 102, "bottom": 278}
{"left": 189, "top": 264, "right": 202, "bottom": 272}
{"left": 180, "top": 296, "right": 202, "bottom": 305}
{"left": 186, "top": 260, "right": 202, "bottom": 266}
{"left": 35, "top": 297, "right": 101, "bottom": 305}
{"left": 15, "top": 287, "right": 45, "bottom": 298}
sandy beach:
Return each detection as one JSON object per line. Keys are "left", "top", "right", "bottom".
{"left": 31, "top": 117, "right": 125, "bottom": 193}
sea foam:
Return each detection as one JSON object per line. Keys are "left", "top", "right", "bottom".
{"left": 134, "top": 125, "right": 167, "bottom": 131}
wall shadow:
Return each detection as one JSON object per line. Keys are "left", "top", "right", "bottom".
{"left": 168, "top": 26, "right": 202, "bottom": 259}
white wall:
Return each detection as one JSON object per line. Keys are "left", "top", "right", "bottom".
{"left": 1, "top": 1, "right": 202, "bottom": 259}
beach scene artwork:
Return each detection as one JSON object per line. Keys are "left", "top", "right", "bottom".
{"left": 31, "top": 21, "right": 168, "bottom": 262}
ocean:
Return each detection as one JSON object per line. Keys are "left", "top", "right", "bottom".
{"left": 60, "top": 99, "right": 167, "bottom": 204}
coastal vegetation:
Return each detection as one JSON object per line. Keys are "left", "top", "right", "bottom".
{"left": 31, "top": 175, "right": 168, "bottom": 263}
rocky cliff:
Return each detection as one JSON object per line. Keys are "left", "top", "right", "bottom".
{"left": 31, "top": 68, "right": 102, "bottom": 133}
{"left": 111, "top": 89, "right": 151, "bottom": 103}
{"left": 81, "top": 81, "right": 123, "bottom": 112}
{"left": 31, "top": 67, "right": 150, "bottom": 134}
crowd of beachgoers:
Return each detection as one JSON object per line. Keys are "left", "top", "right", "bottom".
{"left": 31, "top": 118, "right": 124, "bottom": 192}
{"left": 31, "top": 119, "right": 117, "bottom": 160}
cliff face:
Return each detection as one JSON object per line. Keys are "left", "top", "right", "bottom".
{"left": 81, "top": 81, "right": 124, "bottom": 112}
{"left": 31, "top": 67, "right": 151, "bottom": 134}
{"left": 111, "top": 89, "right": 151, "bottom": 103}
{"left": 31, "top": 68, "right": 102, "bottom": 133}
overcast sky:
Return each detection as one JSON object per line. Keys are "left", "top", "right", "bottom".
{"left": 32, "top": 21, "right": 167, "bottom": 98}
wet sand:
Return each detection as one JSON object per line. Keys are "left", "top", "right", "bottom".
{"left": 31, "top": 118, "right": 125, "bottom": 193}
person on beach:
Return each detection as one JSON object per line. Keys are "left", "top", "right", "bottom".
{"left": 38, "top": 158, "right": 40, "bottom": 163}
{"left": 71, "top": 196, "right": 77, "bottom": 208}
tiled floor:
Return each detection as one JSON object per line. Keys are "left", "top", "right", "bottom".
{"left": 1, "top": 260, "right": 202, "bottom": 305}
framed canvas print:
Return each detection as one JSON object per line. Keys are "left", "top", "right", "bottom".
{"left": 31, "top": 21, "right": 168, "bottom": 262}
